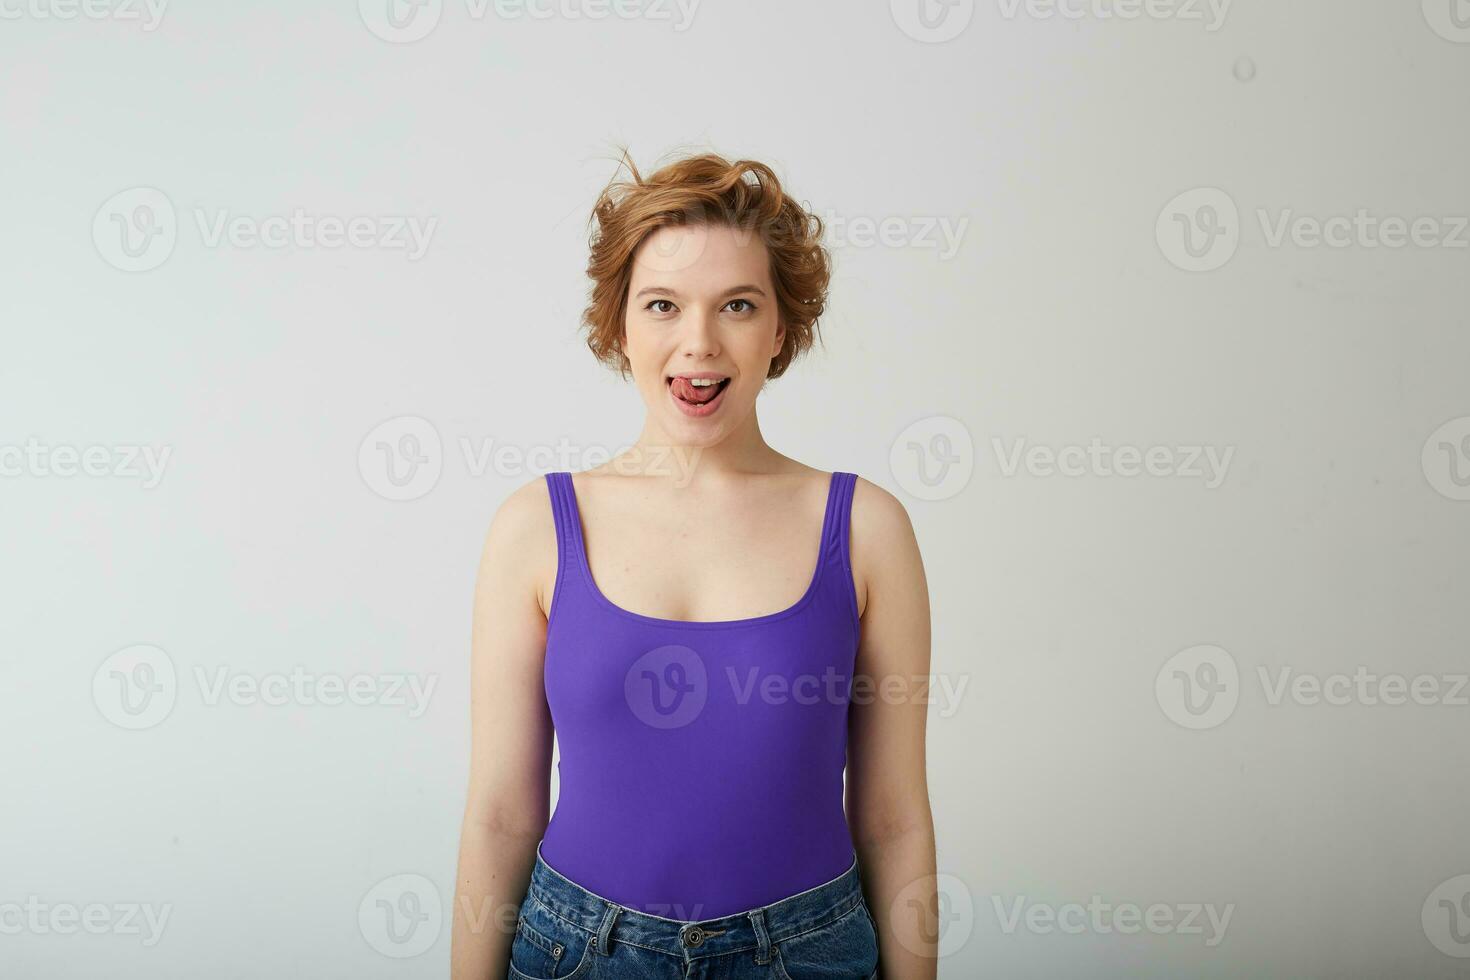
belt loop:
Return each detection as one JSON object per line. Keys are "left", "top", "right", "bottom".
{"left": 594, "top": 904, "right": 621, "bottom": 956}
{"left": 748, "top": 908, "right": 771, "bottom": 965}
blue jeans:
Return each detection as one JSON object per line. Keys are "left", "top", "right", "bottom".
{"left": 507, "top": 842, "right": 880, "bottom": 979}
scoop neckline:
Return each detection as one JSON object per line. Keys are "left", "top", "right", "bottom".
{"left": 560, "top": 470, "right": 840, "bottom": 630}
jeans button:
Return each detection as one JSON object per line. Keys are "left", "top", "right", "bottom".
{"left": 682, "top": 925, "right": 706, "bottom": 947}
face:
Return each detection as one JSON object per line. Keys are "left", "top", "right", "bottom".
{"left": 622, "top": 221, "right": 785, "bottom": 447}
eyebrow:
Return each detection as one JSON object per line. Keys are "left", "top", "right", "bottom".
{"left": 633, "top": 284, "right": 768, "bottom": 300}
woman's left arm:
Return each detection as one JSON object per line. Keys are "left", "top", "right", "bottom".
{"left": 845, "top": 477, "right": 939, "bottom": 980}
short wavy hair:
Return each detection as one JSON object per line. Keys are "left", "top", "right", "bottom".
{"left": 581, "top": 148, "right": 831, "bottom": 381}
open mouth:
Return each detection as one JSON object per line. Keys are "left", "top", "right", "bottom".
{"left": 667, "top": 375, "right": 731, "bottom": 416}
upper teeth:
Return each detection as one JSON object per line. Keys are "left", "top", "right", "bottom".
{"left": 689, "top": 378, "right": 722, "bottom": 387}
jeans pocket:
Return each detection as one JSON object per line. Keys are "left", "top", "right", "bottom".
{"left": 507, "top": 896, "right": 595, "bottom": 980}
{"left": 771, "top": 900, "right": 880, "bottom": 980}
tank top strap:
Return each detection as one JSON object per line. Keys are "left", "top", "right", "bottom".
{"left": 544, "top": 470, "right": 588, "bottom": 585}
{"left": 819, "top": 470, "right": 858, "bottom": 576}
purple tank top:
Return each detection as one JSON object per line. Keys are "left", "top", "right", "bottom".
{"left": 538, "top": 470, "right": 861, "bottom": 919}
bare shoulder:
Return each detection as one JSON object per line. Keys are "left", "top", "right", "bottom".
{"left": 849, "top": 474, "right": 918, "bottom": 552}
{"left": 847, "top": 474, "right": 924, "bottom": 618}
{"left": 475, "top": 472, "right": 559, "bottom": 619}
{"left": 482, "top": 473, "right": 556, "bottom": 550}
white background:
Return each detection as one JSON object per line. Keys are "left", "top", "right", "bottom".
{"left": 2, "top": 0, "right": 1469, "bottom": 977}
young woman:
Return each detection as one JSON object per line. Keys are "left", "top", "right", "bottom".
{"left": 451, "top": 151, "right": 936, "bottom": 980}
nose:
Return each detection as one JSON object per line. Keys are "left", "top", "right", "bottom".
{"left": 676, "top": 307, "right": 721, "bottom": 361}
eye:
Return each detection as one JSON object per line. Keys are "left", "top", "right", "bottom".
{"left": 646, "top": 299, "right": 677, "bottom": 314}
{"left": 725, "top": 298, "right": 757, "bottom": 314}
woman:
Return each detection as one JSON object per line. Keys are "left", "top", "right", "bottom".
{"left": 451, "top": 151, "right": 937, "bottom": 980}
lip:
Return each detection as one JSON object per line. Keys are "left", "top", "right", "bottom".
{"left": 667, "top": 373, "right": 731, "bottom": 418}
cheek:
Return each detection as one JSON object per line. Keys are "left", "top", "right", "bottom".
{"left": 740, "top": 320, "right": 783, "bottom": 363}
{"left": 622, "top": 315, "right": 663, "bottom": 357}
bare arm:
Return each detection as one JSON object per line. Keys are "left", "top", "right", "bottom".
{"left": 450, "top": 478, "right": 559, "bottom": 980}
{"left": 845, "top": 477, "right": 939, "bottom": 980}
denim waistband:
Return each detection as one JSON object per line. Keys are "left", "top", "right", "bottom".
{"left": 526, "top": 841, "right": 864, "bottom": 963}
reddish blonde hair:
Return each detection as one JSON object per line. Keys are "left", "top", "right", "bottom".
{"left": 581, "top": 149, "right": 831, "bottom": 381}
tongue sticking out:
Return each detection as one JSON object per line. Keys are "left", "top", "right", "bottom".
{"left": 671, "top": 378, "right": 725, "bottom": 405}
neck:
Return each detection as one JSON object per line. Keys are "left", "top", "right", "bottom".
{"left": 621, "top": 405, "right": 784, "bottom": 486}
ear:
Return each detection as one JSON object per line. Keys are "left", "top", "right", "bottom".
{"left": 771, "top": 316, "right": 786, "bottom": 359}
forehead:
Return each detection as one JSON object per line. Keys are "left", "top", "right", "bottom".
{"left": 629, "top": 222, "right": 772, "bottom": 289}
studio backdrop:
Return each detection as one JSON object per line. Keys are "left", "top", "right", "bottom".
{"left": 3, "top": 1, "right": 1468, "bottom": 977}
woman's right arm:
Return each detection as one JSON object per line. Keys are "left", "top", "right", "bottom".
{"left": 450, "top": 478, "right": 559, "bottom": 980}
